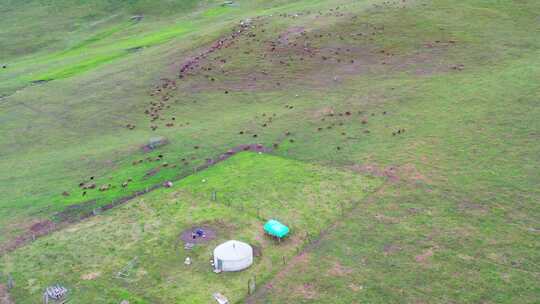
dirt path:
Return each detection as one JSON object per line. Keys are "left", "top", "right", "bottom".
{"left": 178, "top": 17, "right": 263, "bottom": 79}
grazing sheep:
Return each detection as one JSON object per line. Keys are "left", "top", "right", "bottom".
{"left": 163, "top": 181, "right": 173, "bottom": 188}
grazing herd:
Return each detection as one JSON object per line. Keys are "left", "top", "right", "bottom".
{"left": 69, "top": 0, "right": 450, "bottom": 198}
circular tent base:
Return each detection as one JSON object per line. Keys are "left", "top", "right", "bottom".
{"left": 179, "top": 226, "right": 217, "bottom": 244}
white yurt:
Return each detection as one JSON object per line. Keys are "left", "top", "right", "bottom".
{"left": 213, "top": 240, "right": 253, "bottom": 272}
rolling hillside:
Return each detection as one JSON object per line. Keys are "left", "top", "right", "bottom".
{"left": 0, "top": 0, "right": 539, "bottom": 303}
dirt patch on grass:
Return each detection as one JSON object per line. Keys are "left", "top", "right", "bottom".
{"left": 350, "top": 163, "right": 400, "bottom": 182}
{"left": 81, "top": 272, "right": 101, "bottom": 280}
{"left": 53, "top": 200, "right": 99, "bottom": 223}
{"left": 179, "top": 226, "right": 217, "bottom": 244}
{"left": 275, "top": 252, "right": 311, "bottom": 282}
{"left": 349, "top": 163, "right": 430, "bottom": 184}
{"left": 383, "top": 243, "right": 402, "bottom": 256}
{"left": 375, "top": 213, "right": 400, "bottom": 224}
{"left": 0, "top": 284, "right": 13, "bottom": 304}
{"left": 144, "top": 166, "right": 162, "bottom": 179}
{"left": 348, "top": 283, "right": 364, "bottom": 292}
{"left": 278, "top": 26, "right": 306, "bottom": 44}
{"left": 141, "top": 137, "right": 169, "bottom": 152}
{"left": 293, "top": 283, "right": 319, "bottom": 300}
{"left": 29, "top": 220, "right": 55, "bottom": 234}
{"left": 458, "top": 201, "right": 490, "bottom": 215}
{"left": 415, "top": 246, "right": 438, "bottom": 264}
{"left": 0, "top": 219, "right": 60, "bottom": 256}
{"left": 327, "top": 261, "right": 354, "bottom": 277}
{"left": 311, "top": 106, "right": 335, "bottom": 119}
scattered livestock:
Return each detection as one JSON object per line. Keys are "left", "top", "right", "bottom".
{"left": 67, "top": 1, "right": 414, "bottom": 210}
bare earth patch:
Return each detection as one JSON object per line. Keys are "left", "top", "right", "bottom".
{"left": 458, "top": 201, "right": 490, "bottom": 216}
{"left": 349, "top": 283, "right": 364, "bottom": 292}
{"left": 349, "top": 163, "right": 430, "bottom": 184}
{"left": 278, "top": 26, "right": 306, "bottom": 44}
{"left": 328, "top": 261, "right": 354, "bottom": 276}
{"left": 0, "top": 219, "right": 58, "bottom": 256}
{"left": 383, "top": 243, "right": 402, "bottom": 256}
{"left": 81, "top": 272, "right": 101, "bottom": 280}
{"left": 0, "top": 284, "right": 13, "bottom": 304}
{"left": 294, "top": 283, "right": 319, "bottom": 300}
{"left": 415, "top": 246, "right": 438, "bottom": 264}
{"left": 179, "top": 226, "right": 217, "bottom": 244}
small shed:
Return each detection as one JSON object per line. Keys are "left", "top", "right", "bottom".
{"left": 264, "top": 219, "right": 289, "bottom": 239}
{"left": 213, "top": 240, "right": 253, "bottom": 272}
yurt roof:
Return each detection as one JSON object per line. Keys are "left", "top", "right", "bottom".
{"left": 214, "top": 240, "right": 252, "bottom": 261}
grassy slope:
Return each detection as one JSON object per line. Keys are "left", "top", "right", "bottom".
{"left": 248, "top": 0, "right": 540, "bottom": 303}
{"left": 0, "top": 0, "right": 539, "bottom": 303}
{"left": 0, "top": 0, "right": 212, "bottom": 95}
{"left": 1, "top": 152, "right": 380, "bottom": 303}
{"left": 0, "top": 0, "right": 358, "bottom": 244}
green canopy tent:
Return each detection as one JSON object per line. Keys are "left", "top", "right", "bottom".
{"left": 264, "top": 219, "right": 289, "bottom": 240}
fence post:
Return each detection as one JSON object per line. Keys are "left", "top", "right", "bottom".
{"left": 7, "top": 274, "right": 13, "bottom": 289}
{"left": 248, "top": 275, "right": 256, "bottom": 295}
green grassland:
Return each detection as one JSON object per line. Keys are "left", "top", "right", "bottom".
{"left": 0, "top": 0, "right": 539, "bottom": 303}
{"left": 1, "top": 152, "right": 380, "bottom": 303}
